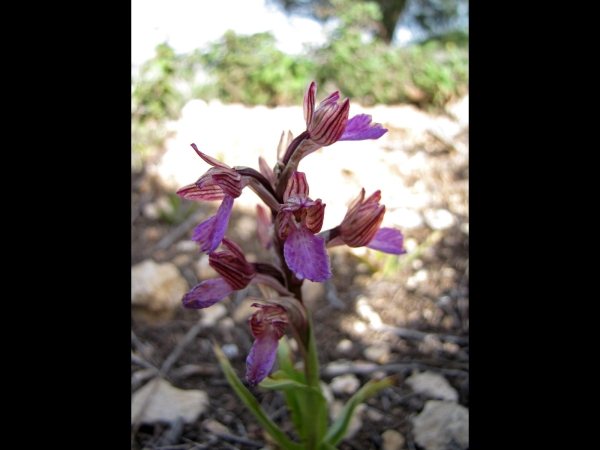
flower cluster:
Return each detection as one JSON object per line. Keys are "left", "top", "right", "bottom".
{"left": 177, "top": 82, "right": 405, "bottom": 385}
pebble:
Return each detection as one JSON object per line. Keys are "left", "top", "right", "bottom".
{"left": 381, "top": 429, "right": 406, "bottom": 450}
{"left": 221, "top": 343, "right": 239, "bottom": 358}
{"left": 200, "top": 302, "right": 227, "bottom": 326}
{"left": 335, "top": 339, "right": 353, "bottom": 354}
{"left": 330, "top": 373, "right": 361, "bottom": 395}
{"left": 411, "top": 400, "right": 469, "bottom": 450}
{"left": 131, "top": 378, "right": 208, "bottom": 424}
{"left": 424, "top": 208, "right": 456, "bottom": 230}
{"left": 363, "top": 344, "right": 390, "bottom": 364}
{"left": 405, "top": 371, "right": 458, "bottom": 402}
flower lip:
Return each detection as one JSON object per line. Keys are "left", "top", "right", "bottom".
{"left": 339, "top": 114, "right": 388, "bottom": 141}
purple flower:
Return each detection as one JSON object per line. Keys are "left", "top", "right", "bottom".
{"left": 177, "top": 144, "right": 248, "bottom": 201}
{"left": 339, "top": 114, "right": 388, "bottom": 141}
{"left": 302, "top": 81, "right": 388, "bottom": 148}
{"left": 303, "top": 81, "right": 350, "bottom": 146}
{"left": 181, "top": 238, "right": 293, "bottom": 310}
{"left": 339, "top": 188, "right": 385, "bottom": 248}
{"left": 325, "top": 188, "right": 406, "bottom": 255}
{"left": 246, "top": 303, "right": 288, "bottom": 386}
{"left": 277, "top": 172, "right": 331, "bottom": 282}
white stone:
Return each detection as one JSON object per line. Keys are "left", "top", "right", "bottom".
{"left": 200, "top": 302, "right": 227, "bottom": 326}
{"left": 131, "top": 259, "right": 189, "bottom": 323}
{"left": 381, "top": 429, "right": 406, "bottom": 450}
{"left": 330, "top": 373, "right": 361, "bottom": 395}
{"left": 203, "top": 418, "right": 229, "bottom": 435}
{"left": 386, "top": 208, "right": 425, "bottom": 230}
{"left": 411, "top": 400, "right": 469, "bottom": 450}
{"left": 335, "top": 339, "right": 353, "bottom": 354}
{"left": 221, "top": 343, "right": 239, "bottom": 358}
{"left": 353, "top": 320, "right": 367, "bottom": 333}
{"left": 131, "top": 377, "right": 208, "bottom": 424}
{"left": 175, "top": 239, "right": 198, "bottom": 252}
{"left": 363, "top": 344, "right": 390, "bottom": 364}
{"left": 424, "top": 208, "right": 456, "bottom": 230}
{"left": 405, "top": 371, "right": 458, "bottom": 402}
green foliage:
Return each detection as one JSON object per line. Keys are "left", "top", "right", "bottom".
{"left": 131, "top": 42, "right": 203, "bottom": 170}
{"left": 197, "top": 30, "right": 316, "bottom": 106}
{"left": 312, "top": 0, "right": 468, "bottom": 110}
{"left": 267, "top": 0, "right": 468, "bottom": 44}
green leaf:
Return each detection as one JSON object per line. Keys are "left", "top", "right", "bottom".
{"left": 213, "top": 344, "right": 305, "bottom": 450}
{"left": 323, "top": 376, "right": 398, "bottom": 446}
{"left": 260, "top": 372, "right": 321, "bottom": 394}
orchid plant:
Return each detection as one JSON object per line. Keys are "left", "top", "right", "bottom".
{"left": 177, "top": 81, "right": 406, "bottom": 449}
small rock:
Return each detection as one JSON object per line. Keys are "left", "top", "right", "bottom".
{"left": 330, "top": 374, "right": 361, "bottom": 395}
{"left": 381, "top": 429, "right": 405, "bottom": 450}
{"left": 171, "top": 253, "right": 191, "bottom": 267}
{"left": 200, "top": 302, "right": 227, "bottom": 326}
{"left": 366, "top": 407, "right": 384, "bottom": 422}
{"left": 405, "top": 371, "right": 458, "bottom": 402}
{"left": 356, "top": 297, "right": 383, "bottom": 328}
{"left": 175, "top": 240, "right": 198, "bottom": 253}
{"left": 418, "top": 334, "right": 443, "bottom": 355}
{"left": 219, "top": 317, "right": 235, "bottom": 329}
{"left": 221, "top": 343, "right": 239, "bottom": 358}
{"left": 424, "top": 208, "right": 456, "bottom": 230}
{"left": 352, "top": 320, "right": 368, "bottom": 334}
{"left": 131, "top": 378, "right": 208, "bottom": 425}
{"left": 131, "top": 259, "right": 189, "bottom": 324}
{"left": 363, "top": 344, "right": 390, "bottom": 364}
{"left": 203, "top": 418, "right": 229, "bottom": 435}
{"left": 411, "top": 400, "right": 469, "bottom": 450}
{"left": 336, "top": 339, "right": 353, "bottom": 354}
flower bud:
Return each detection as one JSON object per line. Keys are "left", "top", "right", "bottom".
{"left": 340, "top": 189, "right": 385, "bottom": 247}
{"left": 208, "top": 238, "right": 255, "bottom": 290}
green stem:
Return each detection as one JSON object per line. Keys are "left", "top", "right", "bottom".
{"left": 303, "top": 311, "right": 327, "bottom": 449}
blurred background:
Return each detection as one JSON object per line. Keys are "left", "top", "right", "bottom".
{"left": 131, "top": 1, "right": 469, "bottom": 449}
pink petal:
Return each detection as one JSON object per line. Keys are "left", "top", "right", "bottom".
{"left": 284, "top": 225, "right": 332, "bottom": 282}
{"left": 366, "top": 227, "right": 407, "bottom": 255}
{"left": 182, "top": 278, "right": 233, "bottom": 309}
{"left": 339, "top": 114, "right": 388, "bottom": 141}
{"left": 191, "top": 195, "right": 234, "bottom": 253}
{"left": 245, "top": 332, "right": 279, "bottom": 386}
